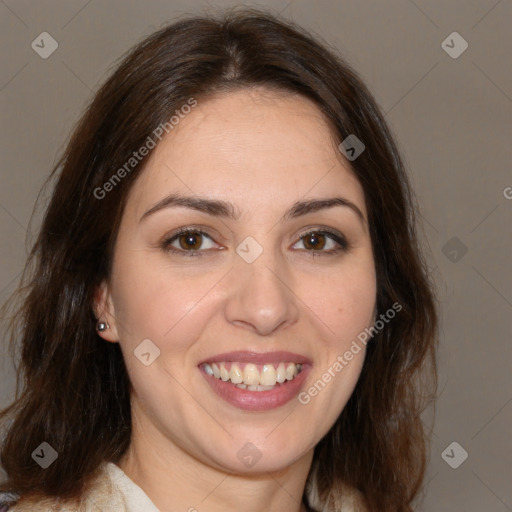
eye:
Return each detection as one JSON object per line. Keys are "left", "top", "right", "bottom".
{"left": 292, "top": 230, "right": 348, "bottom": 254}
{"left": 162, "top": 229, "right": 218, "bottom": 255}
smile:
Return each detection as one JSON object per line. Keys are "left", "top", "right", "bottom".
{"left": 198, "top": 351, "right": 311, "bottom": 411}
{"left": 202, "top": 362, "right": 303, "bottom": 390}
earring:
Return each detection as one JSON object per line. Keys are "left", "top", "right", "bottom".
{"left": 96, "top": 320, "right": 109, "bottom": 332}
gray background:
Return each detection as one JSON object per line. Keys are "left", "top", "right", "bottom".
{"left": 1, "top": 1, "right": 511, "bottom": 510}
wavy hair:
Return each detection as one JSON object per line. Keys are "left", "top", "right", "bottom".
{"left": 0, "top": 8, "right": 438, "bottom": 511}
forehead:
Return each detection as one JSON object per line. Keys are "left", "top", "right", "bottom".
{"left": 128, "top": 88, "right": 367, "bottom": 219}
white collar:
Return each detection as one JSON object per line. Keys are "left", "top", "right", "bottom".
{"left": 103, "top": 462, "right": 160, "bottom": 512}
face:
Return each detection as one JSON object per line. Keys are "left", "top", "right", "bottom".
{"left": 96, "top": 88, "right": 377, "bottom": 474}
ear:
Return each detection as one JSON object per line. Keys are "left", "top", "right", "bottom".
{"left": 93, "top": 280, "right": 120, "bottom": 343}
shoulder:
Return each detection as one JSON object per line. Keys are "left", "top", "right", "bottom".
{"left": 329, "top": 485, "right": 369, "bottom": 512}
{"left": 306, "top": 479, "right": 369, "bottom": 512}
{"left": 2, "top": 491, "right": 81, "bottom": 511}
{"left": 2, "top": 462, "right": 126, "bottom": 512}
{"left": 341, "top": 486, "right": 369, "bottom": 512}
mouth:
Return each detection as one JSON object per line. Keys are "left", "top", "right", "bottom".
{"left": 198, "top": 351, "right": 311, "bottom": 411}
{"left": 201, "top": 361, "right": 304, "bottom": 390}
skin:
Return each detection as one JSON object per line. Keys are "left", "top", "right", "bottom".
{"left": 95, "top": 88, "right": 377, "bottom": 512}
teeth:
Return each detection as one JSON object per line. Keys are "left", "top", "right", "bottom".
{"left": 276, "top": 363, "right": 287, "bottom": 383}
{"left": 286, "top": 363, "right": 297, "bottom": 380}
{"left": 260, "top": 364, "right": 277, "bottom": 386}
{"left": 243, "top": 363, "right": 259, "bottom": 386}
{"left": 230, "top": 363, "right": 243, "bottom": 384}
{"left": 220, "top": 364, "right": 230, "bottom": 381}
{"left": 247, "top": 384, "right": 275, "bottom": 391}
{"left": 203, "top": 361, "right": 304, "bottom": 388}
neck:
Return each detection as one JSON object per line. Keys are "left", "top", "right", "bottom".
{"left": 117, "top": 413, "right": 313, "bottom": 512}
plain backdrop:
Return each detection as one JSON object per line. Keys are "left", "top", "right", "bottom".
{"left": 1, "top": 1, "right": 511, "bottom": 511}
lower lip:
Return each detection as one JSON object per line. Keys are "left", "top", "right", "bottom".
{"left": 199, "top": 365, "right": 311, "bottom": 411}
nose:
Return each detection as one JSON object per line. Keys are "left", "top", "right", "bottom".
{"left": 224, "top": 253, "right": 300, "bottom": 336}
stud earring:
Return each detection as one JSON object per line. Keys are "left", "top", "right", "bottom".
{"left": 96, "top": 321, "right": 109, "bottom": 332}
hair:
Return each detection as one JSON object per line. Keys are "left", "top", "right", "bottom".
{"left": 0, "top": 8, "right": 438, "bottom": 512}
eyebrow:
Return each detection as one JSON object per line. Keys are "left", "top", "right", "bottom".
{"left": 284, "top": 197, "right": 366, "bottom": 227}
{"left": 139, "top": 193, "right": 367, "bottom": 227}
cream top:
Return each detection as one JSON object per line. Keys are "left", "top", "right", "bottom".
{"left": 5, "top": 462, "right": 159, "bottom": 511}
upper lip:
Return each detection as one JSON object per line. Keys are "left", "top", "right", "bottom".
{"left": 199, "top": 350, "right": 312, "bottom": 366}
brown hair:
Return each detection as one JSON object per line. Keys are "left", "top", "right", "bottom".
{"left": 0, "top": 8, "right": 438, "bottom": 511}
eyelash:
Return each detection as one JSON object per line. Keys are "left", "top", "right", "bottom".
{"left": 298, "top": 229, "right": 349, "bottom": 257}
{"left": 160, "top": 227, "right": 349, "bottom": 258}
{"left": 160, "top": 228, "right": 218, "bottom": 258}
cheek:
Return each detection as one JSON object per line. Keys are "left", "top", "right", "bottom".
{"left": 303, "top": 260, "right": 377, "bottom": 346}
{"left": 111, "top": 252, "right": 221, "bottom": 349}
{"left": 296, "top": 265, "right": 375, "bottom": 421}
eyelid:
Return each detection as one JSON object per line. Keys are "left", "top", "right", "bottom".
{"left": 160, "top": 226, "right": 223, "bottom": 256}
{"left": 293, "top": 227, "right": 349, "bottom": 250}
{"left": 162, "top": 225, "right": 219, "bottom": 242}
{"left": 159, "top": 225, "right": 349, "bottom": 257}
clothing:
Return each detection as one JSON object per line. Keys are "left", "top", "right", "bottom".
{"left": 0, "top": 463, "right": 367, "bottom": 511}
{"left": 0, "top": 462, "right": 159, "bottom": 511}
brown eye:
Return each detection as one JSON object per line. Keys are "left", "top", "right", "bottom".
{"left": 292, "top": 230, "right": 348, "bottom": 255}
{"left": 302, "top": 232, "right": 326, "bottom": 250}
{"left": 178, "top": 232, "right": 204, "bottom": 250}
{"left": 163, "top": 229, "right": 217, "bottom": 255}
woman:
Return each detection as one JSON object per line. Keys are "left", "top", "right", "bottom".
{"left": 0, "top": 8, "right": 438, "bottom": 512}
